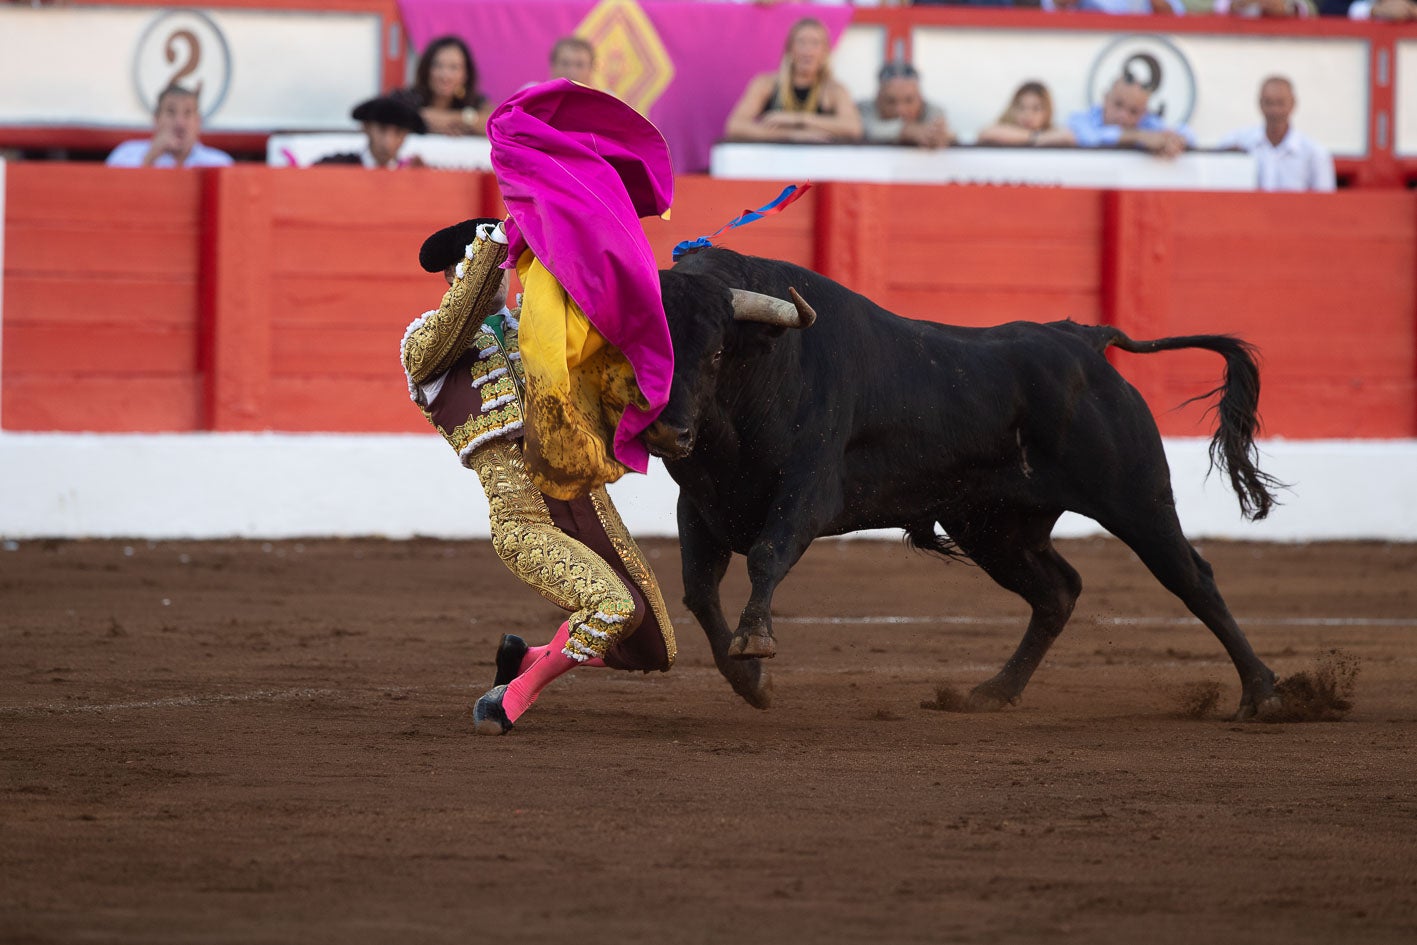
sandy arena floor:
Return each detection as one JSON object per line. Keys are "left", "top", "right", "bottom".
{"left": 2, "top": 536, "right": 1415, "bottom": 944}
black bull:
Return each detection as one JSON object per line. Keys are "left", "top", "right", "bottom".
{"left": 642, "top": 248, "right": 1284, "bottom": 721}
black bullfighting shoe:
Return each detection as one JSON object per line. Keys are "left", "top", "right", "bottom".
{"left": 493, "top": 634, "right": 529, "bottom": 687}
{"left": 473, "top": 685, "right": 513, "bottom": 736}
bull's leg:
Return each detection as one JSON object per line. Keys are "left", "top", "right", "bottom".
{"left": 943, "top": 509, "right": 1081, "bottom": 712}
{"left": 1103, "top": 511, "right": 1276, "bottom": 720}
{"left": 729, "top": 490, "right": 835, "bottom": 661}
{"left": 678, "top": 498, "right": 772, "bottom": 709}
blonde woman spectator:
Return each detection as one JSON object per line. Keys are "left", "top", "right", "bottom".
{"left": 722, "top": 17, "right": 862, "bottom": 144}
{"left": 976, "top": 81, "right": 1076, "bottom": 147}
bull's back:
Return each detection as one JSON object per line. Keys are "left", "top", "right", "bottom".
{"left": 673, "top": 250, "right": 1156, "bottom": 533}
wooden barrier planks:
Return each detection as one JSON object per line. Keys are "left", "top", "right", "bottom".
{"left": 3, "top": 164, "right": 204, "bottom": 431}
{"left": 3, "top": 166, "right": 1414, "bottom": 439}
{"left": 1111, "top": 191, "right": 1417, "bottom": 438}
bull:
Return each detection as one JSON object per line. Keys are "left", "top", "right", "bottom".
{"left": 643, "top": 247, "right": 1283, "bottom": 720}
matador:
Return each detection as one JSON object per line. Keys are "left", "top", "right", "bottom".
{"left": 399, "top": 79, "right": 680, "bottom": 735}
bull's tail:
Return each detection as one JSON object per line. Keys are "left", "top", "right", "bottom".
{"left": 1100, "top": 328, "right": 1284, "bottom": 521}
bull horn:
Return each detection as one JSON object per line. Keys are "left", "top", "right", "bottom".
{"left": 730, "top": 287, "right": 816, "bottom": 330}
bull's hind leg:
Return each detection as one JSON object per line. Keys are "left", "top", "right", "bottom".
{"left": 942, "top": 509, "right": 1081, "bottom": 712}
{"left": 678, "top": 499, "right": 772, "bottom": 709}
{"left": 1103, "top": 514, "right": 1276, "bottom": 720}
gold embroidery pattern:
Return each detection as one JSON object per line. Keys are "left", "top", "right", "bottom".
{"left": 441, "top": 403, "right": 524, "bottom": 458}
{"left": 469, "top": 440, "right": 637, "bottom": 662}
{"left": 402, "top": 236, "right": 510, "bottom": 385}
{"left": 589, "top": 486, "right": 676, "bottom": 668}
{"left": 480, "top": 373, "right": 518, "bottom": 407}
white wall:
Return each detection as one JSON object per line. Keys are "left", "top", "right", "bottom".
{"left": 1, "top": 433, "right": 1413, "bottom": 542}
{"left": 0, "top": 7, "right": 382, "bottom": 133}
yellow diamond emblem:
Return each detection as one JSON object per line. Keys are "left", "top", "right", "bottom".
{"left": 576, "top": 0, "right": 674, "bottom": 115}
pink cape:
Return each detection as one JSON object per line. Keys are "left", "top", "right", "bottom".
{"left": 487, "top": 79, "right": 675, "bottom": 475}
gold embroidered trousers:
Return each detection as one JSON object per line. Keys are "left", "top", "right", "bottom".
{"left": 468, "top": 438, "right": 675, "bottom": 668}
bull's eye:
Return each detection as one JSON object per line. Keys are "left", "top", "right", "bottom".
{"left": 710, "top": 349, "right": 724, "bottom": 365}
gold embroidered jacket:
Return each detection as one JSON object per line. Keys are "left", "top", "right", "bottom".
{"left": 402, "top": 308, "right": 527, "bottom": 465}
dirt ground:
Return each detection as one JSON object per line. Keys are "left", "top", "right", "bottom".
{"left": 2, "top": 536, "right": 1415, "bottom": 944}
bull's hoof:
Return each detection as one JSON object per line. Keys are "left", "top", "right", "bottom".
{"left": 728, "top": 630, "right": 776, "bottom": 661}
{"left": 965, "top": 680, "right": 1019, "bottom": 713}
{"left": 726, "top": 665, "right": 773, "bottom": 710}
{"left": 1233, "top": 671, "right": 1280, "bottom": 722}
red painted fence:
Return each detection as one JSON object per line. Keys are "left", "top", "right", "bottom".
{"left": 3, "top": 164, "right": 1414, "bottom": 438}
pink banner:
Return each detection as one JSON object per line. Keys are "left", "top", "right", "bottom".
{"left": 396, "top": 0, "right": 853, "bottom": 173}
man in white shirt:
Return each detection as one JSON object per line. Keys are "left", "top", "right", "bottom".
{"left": 105, "top": 84, "right": 233, "bottom": 168}
{"left": 1218, "top": 76, "right": 1335, "bottom": 192}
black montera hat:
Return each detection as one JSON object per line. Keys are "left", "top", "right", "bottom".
{"left": 419, "top": 218, "right": 503, "bottom": 273}
{"left": 351, "top": 95, "right": 428, "bottom": 135}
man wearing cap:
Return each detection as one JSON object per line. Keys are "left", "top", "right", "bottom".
{"left": 315, "top": 94, "right": 428, "bottom": 168}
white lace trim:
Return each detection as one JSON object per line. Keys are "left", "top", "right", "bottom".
{"left": 400, "top": 310, "right": 438, "bottom": 405}
{"left": 471, "top": 365, "right": 507, "bottom": 389}
{"left": 458, "top": 420, "right": 524, "bottom": 463}
{"left": 480, "top": 392, "right": 516, "bottom": 413}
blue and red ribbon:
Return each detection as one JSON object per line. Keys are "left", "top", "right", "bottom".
{"left": 671, "top": 183, "right": 812, "bottom": 261}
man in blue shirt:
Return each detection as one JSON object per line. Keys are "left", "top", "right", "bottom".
{"left": 1067, "top": 76, "right": 1193, "bottom": 158}
{"left": 105, "top": 84, "right": 233, "bottom": 168}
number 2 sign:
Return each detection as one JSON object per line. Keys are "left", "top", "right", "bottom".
{"left": 133, "top": 9, "right": 232, "bottom": 118}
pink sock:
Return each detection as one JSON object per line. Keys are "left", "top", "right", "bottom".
{"left": 502, "top": 622, "right": 603, "bottom": 722}
{"left": 517, "top": 622, "right": 604, "bottom": 676}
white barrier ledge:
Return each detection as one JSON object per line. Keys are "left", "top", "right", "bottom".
{"left": 266, "top": 132, "right": 493, "bottom": 170}
{"left": 709, "top": 143, "right": 1257, "bottom": 190}
{"left": 1, "top": 433, "right": 1413, "bottom": 542}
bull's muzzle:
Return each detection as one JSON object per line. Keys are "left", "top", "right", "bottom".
{"left": 643, "top": 420, "right": 695, "bottom": 460}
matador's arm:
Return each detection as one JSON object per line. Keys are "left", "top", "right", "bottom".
{"left": 401, "top": 223, "right": 511, "bottom": 386}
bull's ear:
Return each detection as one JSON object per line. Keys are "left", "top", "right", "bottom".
{"left": 730, "top": 288, "right": 816, "bottom": 330}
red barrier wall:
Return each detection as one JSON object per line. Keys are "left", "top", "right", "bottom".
{"left": 4, "top": 165, "right": 1414, "bottom": 438}
{"left": 4, "top": 165, "right": 205, "bottom": 431}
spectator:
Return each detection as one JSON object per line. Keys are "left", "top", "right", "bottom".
{"left": 1215, "top": 0, "right": 1316, "bottom": 14}
{"left": 1067, "top": 75, "right": 1193, "bottom": 158}
{"left": 1042, "top": 0, "right": 1186, "bottom": 12}
{"left": 398, "top": 35, "right": 489, "bottom": 136}
{"left": 314, "top": 95, "right": 428, "bottom": 169}
{"left": 105, "top": 84, "right": 233, "bottom": 168}
{"left": 975, "top": 80, "right": 1077, "bottom": 147}
{"left": 549, "top": 35, "right": 596, "bottom": 85}
{"left": 1347, "top": 0, "right": 1417, "bottom": 17}
{"left": 858, "top": 61, "right": 952, "bottom": 149}
{"left": 722, "top": 16, "right": 862, "bottom": 144}
{"left": 1217, "top": 76, "right": 1335, "bottom": 192}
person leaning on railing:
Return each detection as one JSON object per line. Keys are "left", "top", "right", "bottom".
{"left": 1067, "top": 74, "right": 1194, "bottom": 159}
{"left": 975, "top": 80, "right": 1077, "bottom": 147}
{"left": 396, "top": 34, "right": 490, "bottom": 137}
{"left": 105, "top": 84, "right": 233, "bottom": 168}
{"left": 858, "top": 61, "right": 953, "bottom": 149}
{"left": 722, "top": 16, "right": 863, "bottom": 144}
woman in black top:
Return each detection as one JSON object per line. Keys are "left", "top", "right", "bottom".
{"left": 722, "top": 17, "right": 862, "bottom": 144}
{"left": 399, "top": 35, "right": 490, "bottom": 136}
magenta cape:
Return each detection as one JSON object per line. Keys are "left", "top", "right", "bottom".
{"left": 487, "top": 79, "right": 675, "bottom": 475}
